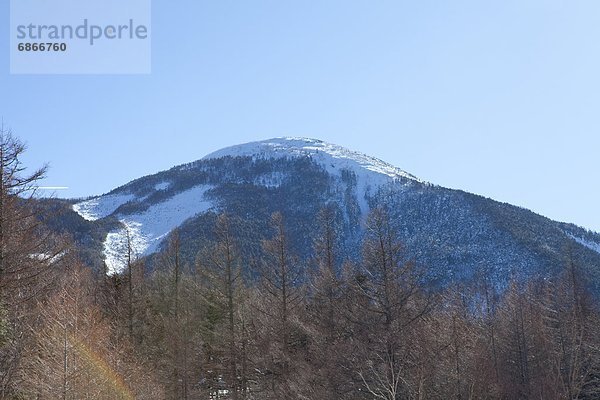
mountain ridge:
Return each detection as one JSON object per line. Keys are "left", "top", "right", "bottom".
{"left": 57, "top": 137, "right": 600, "bottom": 291}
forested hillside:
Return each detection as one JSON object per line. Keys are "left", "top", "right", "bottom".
{"left": 1, "top": 132, "right": 600, "bottom": 399}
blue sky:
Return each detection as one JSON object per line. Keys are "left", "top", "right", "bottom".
{"left": 1, "top": 0, "right": 599, "bottom": 232}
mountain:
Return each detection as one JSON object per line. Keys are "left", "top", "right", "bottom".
{"left": 49, "top": 137, "right": 600, "bottom": 290}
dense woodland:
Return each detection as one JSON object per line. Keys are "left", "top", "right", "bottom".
{"left": 1, "top": 131, "right": 600, "bottom": 399}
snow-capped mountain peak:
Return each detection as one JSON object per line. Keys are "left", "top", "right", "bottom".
{"left": 204, "top": 137, "right": 422, "bottom": 183}
{"left": 74, "top": 137, "right": 425, "bottom": 275}
{"left": 67, "top": 137, "right": 600, "bottom": 292}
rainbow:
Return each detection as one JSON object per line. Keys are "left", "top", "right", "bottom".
{"left": 69, "top": 333, "right": 136, "bottom": 399}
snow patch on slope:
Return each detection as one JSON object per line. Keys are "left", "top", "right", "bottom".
{"left": 73, "top": 193, "right": 135, "bottom": 221}
{"left": 155, "top": 181, "right": 170, "bottom": 191}
{"left": 568, "top": 234, "right": 600, "bottom": 255}
{"left": 255, "top": 171, "right": 286, "bottom": 188}
{"left": 103, "top": 220, "right": 146, "bottom": 275}
{"left": 102, "top": 185, "right": 214, "bottom": 274}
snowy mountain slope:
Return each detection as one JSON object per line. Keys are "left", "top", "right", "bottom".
{"left": 73, "top": 193, "right": 136, "bottom": 221}
{"left": 65, "top": 137, "right": 600, "bottom": 292}
{"left": 73, "top": 137, "right": 421, "bottom": 273}
{"left": 74, "top": 185, "right": 214, "bottom": 273}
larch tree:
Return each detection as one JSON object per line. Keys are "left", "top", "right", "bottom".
{"left": 21, "top": 263, "right": 164, "bottom": 399}
{"left": 353, "top": 207, "right": 433, "bottom": 400}
{"left": 306, "top": 205, "right": 348, "bottom": 398}
{"left": 151, "top": 229, "right": 198, "bottom": 399}
{"left": 0, "top": 127, "right": 66, "bottom": 398}
{"left": 256, "top": 212, "right": 305, "bottom": 399}
{"left": 197, "top": 214, "right": 246, "bottom": 399}
{"left": 540, "top": 256, "right": 600, "bottom": 399}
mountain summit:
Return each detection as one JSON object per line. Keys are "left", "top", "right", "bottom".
{"left": 72, "top": 137, "right": 421, "bottom": 273}
{"left": 65, "top": 137, "right": 600, "bottom": 290}
{"left": 204, "top": 137, "right": 420, "bottom": 182}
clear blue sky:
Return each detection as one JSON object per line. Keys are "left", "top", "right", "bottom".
{"left": 1, "top": 0, "right": 599, "bottom": 232}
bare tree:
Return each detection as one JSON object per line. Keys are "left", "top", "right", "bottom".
{"left": 306, "top": 205, "right": 348, "bottom": 398}
{"left": 0, "top": 127, "right": 67, "bottom": 398}
{"left": 539, "top": 256, "right": 600, "bottom": 399}
{"left": 154, "top": 229, "right": 193, "bottom": 399}
{"left": 197, "top": 214, "right": 246, "bottom": 399}
{"left": 0, "top": 127, "right": 61, "bottom": 304}
{"left": 255, "top": 212, "right": 304, "bottom": 399}
{"left": 352, "top": 207, "right": 433, "bottom": 400}
{"left": 20, "top": 263, "right": 164, "bottom": 399}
